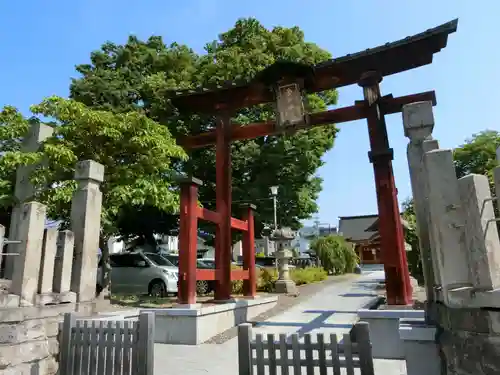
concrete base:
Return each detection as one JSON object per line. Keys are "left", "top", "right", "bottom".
{"left": 357, "top": 308, "right": 425, "bottom": 359}
{"left": 35, "top": 291, "right": 76, "bottom": 306}
{"left": 399, "top": 319, "right": 440, "bottom": 375}
{"left": 275, "top": 279, "right": 298, "bottom": 295}
{"left": 142, "top": 296, "right": 278, "bottom": 345}
{"left": 0, "top": 293, "right": 20, "bottom": 308}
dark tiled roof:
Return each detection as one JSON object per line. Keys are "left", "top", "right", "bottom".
{"left": 169, "top": 19, "right": 458, "bottom": 113}
{"left": 364, "top": 217, "right": 409, "bottom": 232}
{"left": 338, "top": 215, "right": 379, "bottom": 242}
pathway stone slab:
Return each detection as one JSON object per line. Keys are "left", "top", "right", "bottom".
{"left": 154, "top": 268, "right": 407, "bottom": 375}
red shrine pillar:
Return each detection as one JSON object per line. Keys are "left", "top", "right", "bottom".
{"left": 241, "top": 204, "right": 257, "bottom": 297}
{"left": 358, "top": 72, "right": 412, "bottom": 305}
{"left": 215, "top": 113, "right": 233, "bottom": 301}
{"left": 178, "top": 176, "right": 202, "bottom": 305}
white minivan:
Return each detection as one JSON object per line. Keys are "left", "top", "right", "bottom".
{"left": 97, "top": 251, "right": 178, "bottom": 297}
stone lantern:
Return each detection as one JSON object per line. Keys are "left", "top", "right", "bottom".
{"left": 270, "top": 227, "right": 298, "bottom": 295}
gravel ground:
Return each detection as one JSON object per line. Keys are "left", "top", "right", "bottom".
{"left": 204, "top": 273, "right": 358, "bottom": 344}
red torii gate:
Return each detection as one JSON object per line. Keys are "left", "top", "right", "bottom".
{"left": 173, "top": 19, "right": 458, "bottom": 305}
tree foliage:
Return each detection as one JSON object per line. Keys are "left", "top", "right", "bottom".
{"left": 69, "top": 18, "right": 339, "bottom": 238}
{"left": 309, "top": 235, "right": 358, "bottom": 275}
{"left": 453, "top": 130, "right": 500, "bottom": 181}
{"left": 401, "top": 198, "right": 424, "bottom": 285}
{"left": 0, "top": 97, "right": 186, "bottom": 242}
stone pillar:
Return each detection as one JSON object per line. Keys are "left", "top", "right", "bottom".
{"left": 10, "top": 202, "right": 47, "bottom": 306}
{"left": 424, "top": 149, "right": 472, "bottom": 301}
{"left": 4, "top": 123, "right": 53, "bottom": 279}
{"left": 38, "top": 228, "right": 58, "bottom": 294}
{"left": 402, "top": 101, "right": 439, "bottom": 305}
{"left": 271, "top": 228, "right": 298, "bottom": 295}
{"left": 70, "top": 160, "right": 104, "bottom": 302}
{"left": 53, "top": 230, "right": 74, "bottom": 294}
{"left": 458, "top": 174, "right": 500, "bottom": 290}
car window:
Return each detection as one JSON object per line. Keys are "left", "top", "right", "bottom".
{"left": 144, "top": 253, "right": 175, "bottom": 267}
{"left": 165, "top": 256, "right": 179, "bottom": 266}
{"left": 110, "top": 253, "right": 146, "bottom": 267}
{"left": 110, "top": 254, "right": 133, "bottom": 267}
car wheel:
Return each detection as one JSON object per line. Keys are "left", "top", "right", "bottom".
{"left": 149, "top": 280, "right": 167, "bottom": 298}
{"left": 196, "top": 280, "right": 209, "bottom": 295}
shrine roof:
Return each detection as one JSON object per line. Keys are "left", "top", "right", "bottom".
{"left": 338, "top": 215, "right": 379, "bottom": 242}
{"left": 169, "top": 19, "right": 458, "bottom": 114}
{"left": 364, "top": 217, "right": 410, "bottom": 232}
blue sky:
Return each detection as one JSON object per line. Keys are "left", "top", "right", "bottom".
{"left": 0, "top": 1, "right": 497, "bottom": 228}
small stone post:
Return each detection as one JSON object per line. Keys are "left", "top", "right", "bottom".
{"left": 458, "top": 174, "right": 500, "bottom": 290}
{"left": 70, "top": 160, "right": 104, "bottom": 302}
{"left": 271, "top": 227, "right": 298, "bottom": 295}
{"left": 402, "top": 101, "right": 440, "bottom": 312}
{"left": 38, "top": 228, "right": 58, "bottom": 294}
{"left": 424, "top": 149, "right": 472, "bottom": 301}
{"left": 4, "top": 123, "right": 53, "bottom": 279}
{"left": 10, "top": 202, "right": 47, "bottom": 306}
{"left": 53, "top": 230, "right": 75, "bottom": 294}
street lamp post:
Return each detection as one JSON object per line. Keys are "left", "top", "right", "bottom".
{"left": 270, "top": 186, "right": 279, "bottom": 230}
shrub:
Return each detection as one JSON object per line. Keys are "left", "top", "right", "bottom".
{"left": 256, "top": 266, "right": 327, "bottom": 292}
{"left": 291, "top": 267, "right": 328, "bottom": 285}
{"left": 231, "top": 264, "right": 244, "bottom": 294}
{"left": 310, "top": 235, "right": 359, "bottom": 275}
{"left": 258, "top": 267, "right": 278, "bottom": 292}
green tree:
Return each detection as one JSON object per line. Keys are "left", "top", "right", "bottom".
{"left": 0, "top": 107, "right": 37, "bottom": 231}
{"left": 309, "top": 235, "right": 358, "bottom": 275}
{"left": 0, "top": 97, "right": 186, "bottom": 256}
{"left": 401, "top": 198, "right": 424, "bottom": 284}
{"left": 453, "top": 130, "right": 500, "bottom": 185}
{"left": 69, "top": 18, "right": 339, "bottom": 239}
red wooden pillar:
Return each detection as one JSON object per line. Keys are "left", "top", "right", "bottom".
{"left": 241, "top": 204, "right": 257, "bottom": 297}
{"left": 359, "top": 72, "right": 412, "bottom": 305}
{"left": 215, "top": 113, "right": 232, "bottom": 301}
{"left": 178, "top": 176, "right": 202, "bottom": 305}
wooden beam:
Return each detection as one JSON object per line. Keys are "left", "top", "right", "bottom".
{"left": 231, "top": 217, "right": 249, "bottom": 231}
{"left": 197, "top": 207, "right": 221, "bottom": 224}
{"left": 181, "top": 91, "right": 436, "bottom": 149}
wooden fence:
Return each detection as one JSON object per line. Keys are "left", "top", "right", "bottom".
{"left": 59, "top": 312, "right": 155, "bottom": 375}
{"left": 238, "top": 322, "right": 374, "bottom": 375}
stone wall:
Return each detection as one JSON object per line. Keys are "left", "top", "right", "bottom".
{"left": 403, "top": 101, "right": 500, "bottom": 375}
{"left": 430, "top": 303, "right": 500, "bottom": 375}
{"left": 0, "top": 123, "right": 107, "bottom": 374}
{"left": 0, "top": 301, "right": 101, "bottom": 375}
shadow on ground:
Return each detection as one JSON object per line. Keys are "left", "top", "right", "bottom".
{"left": 251, "top": 309, "right": 360, "bottom": 339}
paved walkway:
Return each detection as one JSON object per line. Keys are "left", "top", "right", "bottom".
{"left": 154, "top": 268, "right": 407, "bottom": 375}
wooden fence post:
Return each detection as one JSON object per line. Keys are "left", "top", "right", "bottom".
{"left": 355, "top": 321, "right": 375, "bottom": 375}
{"left": 238, "top": 323, "right": 253, "bottom": 375}
{"left": 60, "top": 312, "right": 76, "bottom": 375}
{"left": 138, "top": 312, "right": 155, "bottom": 375}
